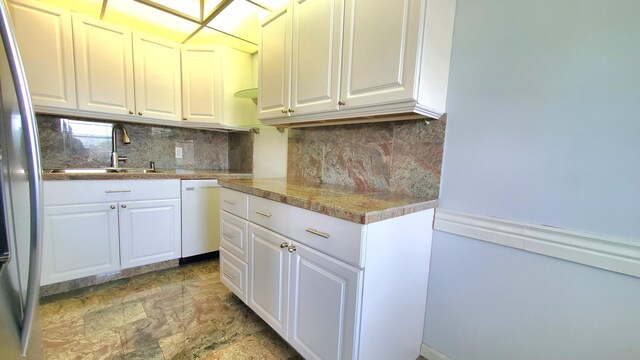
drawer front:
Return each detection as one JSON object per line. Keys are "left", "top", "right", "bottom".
{"left": 220, "top": 248, "right": 248, "bottom": 303}
{"left": 249, "top": 195, "right": 291, "bottom": 235}
{"left": 44, "top": 179, "right": 181, "bottom": 205}
{"left": 220, "top": 188, "right": 249, "bottom": 219}
{"left": 286, "top": 205, "right": 364, "bottom": 268}
{"left": 220, "top": 211, "right": 249, "bottom": 262}
{"left": 249, "top": 195, "right": 365, "bottom": 268}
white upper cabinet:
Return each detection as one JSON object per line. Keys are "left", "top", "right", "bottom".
{"left": 181, "top": 46, "right": 223, "bottom": 123}
{"left": 8, "top": 0, "right": 77, "bottom": 109}
{"left": 259, "top": 0, "right": 343, "bottom": 120}
{"left": 290, "top": 0, "right": 344, "bottom": 116}
{"left": 258, "top": 0, "right": 456, "bottom": 126}
{"left": 340, "top": 0, "right": 419, "bottom": 108}
{"left": 73, "top": 15, "right": 135, "bottom": 116}
{"left": 258, "top": 5, "right": 291, "bottom": 120}
{"left": 133, "top": 32, "right": 181, "bottom": 122}
{"left": 182, "top": 46, "right": 255, "bottom": 127}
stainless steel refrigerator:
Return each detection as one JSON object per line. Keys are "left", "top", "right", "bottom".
{"left": 0, "top": 0, "right": 43, "bottom": 357}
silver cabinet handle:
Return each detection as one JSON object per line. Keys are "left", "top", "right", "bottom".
{"left": 185, "top": 187, "right": 195, "bottom": 191}
{"left": 110, "top": 205, "right": 116, "bottom": 209}
{"left": 105, "top": 189, "right": 131, "bottom": 193}
{"left": 223, "top": 271, "right": 235, "bottom": 279}
{"left": 1, "top": 3, "right": 44, "bottom": 355}
{"left": 223, "top": 233, "right": 234, "bottom": 240}
{"left": 280, "top": 242, "right": 289, "bottom": 248}
{"left": 306, "top": 228, "right": 330, "bottom": 239}
{"left": 288, "top": 245, "right": 297, "bottom": 253}
{"left": 223, "top": 200, "right": 236, "bottom": 205}
{"left": 121, "top": 204, "right": 127, "bottom": 208}
{"left": 255, "top": 210, "right": 272, "bottom": 217}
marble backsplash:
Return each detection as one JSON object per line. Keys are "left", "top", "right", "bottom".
{"left": 287, "top": 117, "right": 446, "bottom": 198}
{"left": 37, "top": 114, "right": 252, "bottom": 172}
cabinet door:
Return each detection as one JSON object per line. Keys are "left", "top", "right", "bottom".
{"left": 119, "top": 199, "right": 181, "bottom": 269}
{"left": 42, "top": 203, "right": 119, "bottom": 285}
{"left": 290, "top": 0, "right": 343, "bottom": 115}
{"left": 8, "top": 0, "right": 76, "bottom": 109}
{"left": 248, "top": 223, "right": 290, "bottom": 338}
{"left": 133, "top": 33, "right": 182, "bottom": 121}
{"left": 340, "top": 0, "right": 421, "bottom": 109}
{"left": 73, "top": 15, "right": 135, "bottom": 115}
{"left": 258, "top": 4, "right": 291, "bottom": 119}
{"left": 181, "top": 46, "right": 222, "bottom": 124}
{"left": 288, "top": 241, "right": 362, "bottom": 360}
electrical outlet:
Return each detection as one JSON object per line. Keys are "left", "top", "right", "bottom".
{"left": 175, "top": 147, "right": 183, "bottom": 159}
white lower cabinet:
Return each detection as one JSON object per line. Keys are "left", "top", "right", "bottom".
{"left": 220, "top": 187, "right": 433, "bottom": 360}
{"left": 42, "top": 203, "right": 119, "bottom": 285}
{"left": 42, "top": 180, "right": 181, "bottom": 285}
{"left": 288, "top": 242, "right": 361, "bottom": 360}
{"left": 119, "top": 199, "right": 181, "bottom": 269}
{"left": 248, "top": 223, "right": 290, "bottom": 338}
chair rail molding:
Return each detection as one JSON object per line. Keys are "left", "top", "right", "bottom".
{"left": 434, "top": 208, "right": 640, "bottom": 278}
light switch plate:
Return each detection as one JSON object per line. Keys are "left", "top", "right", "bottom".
{"left": 175, "top": 147, "right": 183, "bottom": 159}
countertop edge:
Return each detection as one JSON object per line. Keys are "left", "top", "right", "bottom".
{"left": 218, "top": 179, "right": 438, "bottom": 225}
{"left": 42, "top": 171, "right": 253, "bottom": 181}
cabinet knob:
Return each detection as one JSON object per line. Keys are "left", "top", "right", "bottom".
{"left": 110, "top": 205, "right": 116, "bottom": 209}
{"left": 128, "top": 110, "right": 133, "bottom": 114}
{"left": 281, "top": 108, "right": 288, "bottom": 114}
{"left": 287, "top": 245, "right": 297, "bottom": 253}
{"left": 137, "top": 112, "right": 142, "bottom": 116}
{"left": 121, "top": 204, "right": 127, "bottom": 208}
{"left": 338, "top": 99, "right": 345, "bottom": 106}
{"left": 280, "top": 242, "right": 289, "bottom": 248}
{"left": 288, "top": 108, "right": 295, "bottom": 113}
{"left": 183, "top": 117, "right": 187, "bottom": 121}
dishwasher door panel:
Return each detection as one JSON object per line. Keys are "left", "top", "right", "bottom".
{"left": 181, "top": 180, "right": 220, "bottom": 257}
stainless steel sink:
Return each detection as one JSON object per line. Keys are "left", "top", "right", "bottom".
{"left": 46, "top": 168, "right": 161, "bottom": 174}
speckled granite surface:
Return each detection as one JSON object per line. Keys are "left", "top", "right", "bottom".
{"left": 42, "top": 169, "right": 253, "bottom": 181}
{"left": 218, "top": 178, "right": 437, "bottom": 224}
{"left": 287, "top": 117, "right": 446, "bottom": 198}
{"left": 37, "top": 114, "right": 253, "bottom": 171}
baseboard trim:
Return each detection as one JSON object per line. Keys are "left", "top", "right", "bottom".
{"left": 420, "top": 343, "right": 450, "bottom": 360}
{"left": 434, "top": 208, "right": 640, "bottom": 278}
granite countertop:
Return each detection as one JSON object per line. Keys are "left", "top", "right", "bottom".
{"left": 218, "top": 178, "right": 438, "bottom": 224}
{"left": 42, "top": 169, "right": 253, "bottom": 181}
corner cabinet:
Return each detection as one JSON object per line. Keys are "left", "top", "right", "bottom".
{"left": 42, "top": 180, "right": 181, "bottom": 285}
{"left": 219, "top": 188, "right": 433, "bottom": 360}
{"left": 181, "top": 46, "right": 255, "bottom": 127}
{"left": 258, "top": 0, "right": 456, "bottom": 126}
{"left": 8, "top": 0, "right": 77, "bottom": 109}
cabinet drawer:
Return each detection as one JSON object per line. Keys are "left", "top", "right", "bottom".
{"left": 286, "top": 204, "right": 364, "bottom": 268}
{"left": 250, "top": 194, "right": 365, "bottom": 268}
{"left": 220, "top": 211, "right": 249, "bottom": 262}
{"left": 249, "top": 195, "right": 291, "bottom": 235}
{"left": 44, "top": 180, "right": 180, "bottom": 205}
{"left": 220, "top": 188, "right": 249, "bottom": 219}
{"left": 220, "top": 248, "right": 247, "bottom": 302}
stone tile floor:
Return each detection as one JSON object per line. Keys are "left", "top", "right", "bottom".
{"left": 39, "top": 257, "right": 303, "bottom": 359}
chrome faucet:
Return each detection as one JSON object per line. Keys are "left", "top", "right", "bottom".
{"left": 110, "top": 124, "right": 131, "bottom": 168}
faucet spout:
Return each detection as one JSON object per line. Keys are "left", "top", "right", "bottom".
{"left": 111, "top": 124, "right": 130, "bottom": 168}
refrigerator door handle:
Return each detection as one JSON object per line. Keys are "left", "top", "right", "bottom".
{"left": 0, "top": 2, "right": 43, "bottom": 356}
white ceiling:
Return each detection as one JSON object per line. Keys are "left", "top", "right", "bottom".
{"left": 37, "top": 0, "right": 288, "bottom": 53}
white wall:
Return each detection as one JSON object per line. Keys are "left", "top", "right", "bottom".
{"left": 423, "top": 0, "right": 640, "bottom": 358}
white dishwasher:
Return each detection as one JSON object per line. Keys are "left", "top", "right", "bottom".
{"left": 181, "top": 179, "right": 221, "bottom": 257}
